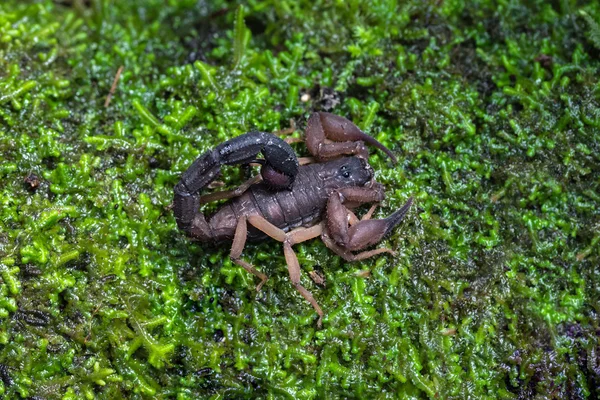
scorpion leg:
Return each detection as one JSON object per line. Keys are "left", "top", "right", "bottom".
{"left": 325, "top": 187, "right": 413, "bottom": 260}
{"left": 358, "top": 203, "right": 379, "bottom": 222}
{"left": 230, "top": 216, "right": 269, "bottom": 291}
{"left": 245, "top": 215, "right": 325, "bottom": 326}
{"left": 274, "top": 118, "right": 296, "bottom": 136}
{"left": 347, "top": 203, "right": 378, "bottom": 226}
{"left": 297, "top": 157, "right": 315, "bottom": 165}
{"left": 284, "top": 241, "right": 324, "bottom": 327}
{"left": 305, "top": 112, "right": 397, "bottom": 163}
{"left": 200, "top": 175, "right": 262, "bottom": 205}
{"left": 274, "top": 119, "right": 304, "bottom": 144}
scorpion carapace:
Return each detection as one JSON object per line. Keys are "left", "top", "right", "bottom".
{"left": 174, "top": 112, "right": 413, "bottom": 326}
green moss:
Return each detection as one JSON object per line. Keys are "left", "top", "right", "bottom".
{"left": 0, "top": 0, "right": 599, "bottom": 398}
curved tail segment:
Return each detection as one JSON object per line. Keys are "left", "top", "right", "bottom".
{"left": 173, "top": 132, "right": 299, "bottom": 238}
{"left": 306, "top": 112, "right": 398, "bottom": 164}
{"left": 173, "top": 150, "right": 220, "bottom": 236}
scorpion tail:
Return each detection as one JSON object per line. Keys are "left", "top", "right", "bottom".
{"left": 173, "top": 151, "right": 221, "bottom": 238}
{"left": 173, "top": 132, "right": 299, "bottom": 240}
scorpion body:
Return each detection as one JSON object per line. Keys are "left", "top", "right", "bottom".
{"left": 197, "top": 157, "right": 373, "bottom": 242}
{"left": 174, "top": 112, "right": 412, "bottom": 326}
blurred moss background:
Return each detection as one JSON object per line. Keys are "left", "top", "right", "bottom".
{"left": 1, "top": 0, "right": 599, "bottom": 398}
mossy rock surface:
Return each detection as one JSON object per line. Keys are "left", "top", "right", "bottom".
{"left": 1, "top": 1, "right": 600, "bottom": 399}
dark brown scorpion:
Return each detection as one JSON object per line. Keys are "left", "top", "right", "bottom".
{"left": 174, "top": 112, "right": 413, "bottom": 326}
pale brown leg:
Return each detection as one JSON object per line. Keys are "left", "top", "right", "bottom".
{"left": 200, "top": 175, "right": 262, "bottom": 204}
{"left": 287, "top": 224, "right": 323, "bottom": 244}
{"left": 348, "top": 210, "right": 360, "bottom": 226}
{"left": 284, "top": 242, "right": 324, "bottom": 327}
{"left": 284, "top": 137, "right": 304, "bottom": 144}
{"left": 207, "top": 180, "right": 225, "bottom": 189}
{"left": 275, "top": 119, "right": 304, "bottom": 144}
{"left": 361, "top": 204, "right": 378, "bottom": 221}
{"left": 348, "top": 203, "right": 377, "bottom": 226}
{"left": 298, "top": 157, "right": 314, "bottom": 165}
{"left": 273, "top": 118, "right": 296, "bottom": 136}
{"left": 246, "top": 216, "right": 323, "bottom": 245}
{"left": 230, "top": 216, "right": 268, "bottom": 291}
{"left": 246, "top": 215, "right": 324, "bottom": 326}
{"left": 247, "top": 215, "right": 286, "bottom": 241}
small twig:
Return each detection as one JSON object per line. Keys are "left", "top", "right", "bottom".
{"left": 104, "top": 66, "right": 124, "bottom": 108}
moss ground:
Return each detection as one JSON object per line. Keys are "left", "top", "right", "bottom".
{"left": 1, "top": 0, "right": 600, "bottom": 398}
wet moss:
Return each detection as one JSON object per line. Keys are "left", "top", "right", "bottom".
{"left": 0, "top": 0, "right": 599, "bottom": 398}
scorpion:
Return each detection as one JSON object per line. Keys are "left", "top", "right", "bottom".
{"left": 174, "top": 112, "right": 413, "bottom": 326}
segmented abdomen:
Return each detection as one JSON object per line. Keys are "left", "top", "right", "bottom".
{"left": 233, "top": 164, "right": 329, "bottom": 240}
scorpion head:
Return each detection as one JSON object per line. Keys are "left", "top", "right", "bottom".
{"left": 319, "top": 156, "right": 374, "bottom": 190}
